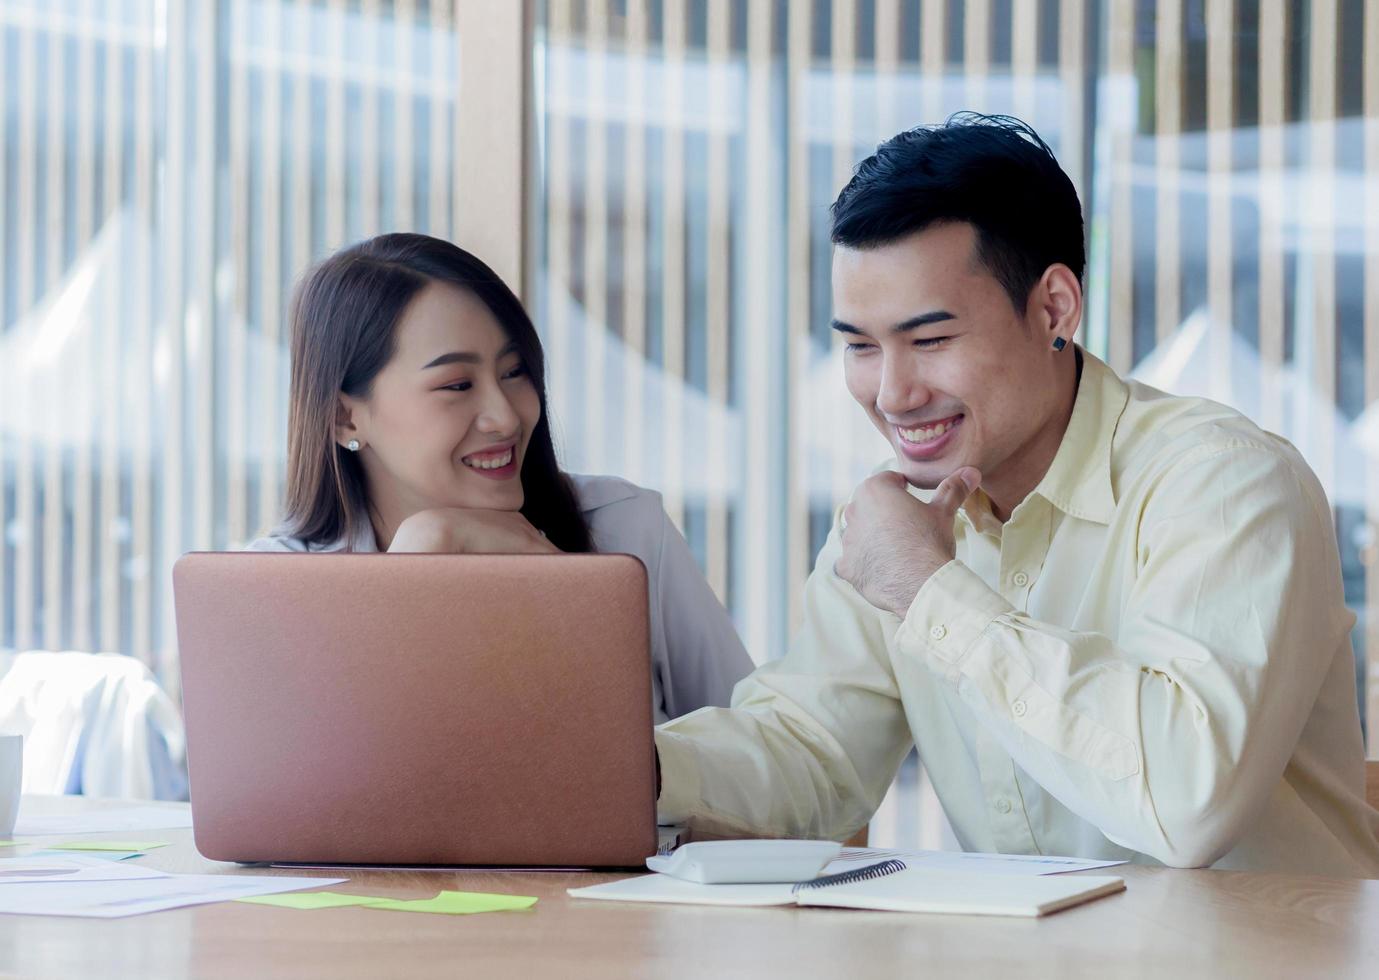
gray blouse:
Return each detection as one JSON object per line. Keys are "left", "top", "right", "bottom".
{"left": 244, "top": 474, "right": 756, "bottom": 723}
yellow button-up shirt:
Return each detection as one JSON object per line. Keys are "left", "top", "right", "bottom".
{"left": 657, "top": 350, "right": 1379, "bottom": 874}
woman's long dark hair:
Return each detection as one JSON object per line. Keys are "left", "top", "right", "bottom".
{"left": 282, "top": 233, "right": 593, "bottom": 553}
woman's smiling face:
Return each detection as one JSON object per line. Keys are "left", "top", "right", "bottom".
{"left": 341, "top": 281, "right": 541, "bottom": 521}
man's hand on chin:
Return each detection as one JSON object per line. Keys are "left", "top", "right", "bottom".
{"left": 834, "top": 466, "right": 982, "bottom": 618}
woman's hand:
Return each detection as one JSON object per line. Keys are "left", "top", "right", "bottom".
{"left": 388, "top": 508, "right": 560, "bottom": 555}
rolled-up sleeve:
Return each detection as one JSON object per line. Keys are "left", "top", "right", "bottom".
{"left": 656, "top": 518, "right": 914, "bottom": 840}
{"left": 892, "top": 443, "right": 1352, "bottom": 867}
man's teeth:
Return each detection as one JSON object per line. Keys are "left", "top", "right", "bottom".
{"left": 899, "top": 420, "right": 957, "bottom": 444}
{"left": 465, "top": 449, "right": 513, "bottom": 470}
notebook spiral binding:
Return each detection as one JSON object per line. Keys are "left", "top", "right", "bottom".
{"left": 791, "top": 858, "right": 907, "bottom": 893}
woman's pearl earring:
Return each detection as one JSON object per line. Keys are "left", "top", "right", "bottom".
{"left": 346, "top": 439, "right": 361, "bottom": 452}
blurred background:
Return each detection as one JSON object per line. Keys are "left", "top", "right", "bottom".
{"left": 2, "top": 0, "right": 1377, "bottom": 843}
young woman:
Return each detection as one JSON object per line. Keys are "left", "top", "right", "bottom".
{"left": 247, "top": 233, "right": 754, "bottom": 722}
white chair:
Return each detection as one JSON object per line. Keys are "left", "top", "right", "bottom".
{"left": 0, "top": 650, "right": 187, "bottom": 800}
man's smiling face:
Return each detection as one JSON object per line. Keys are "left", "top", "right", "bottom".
{"left": 832, "top": 221, "right": 1075, "bottom": 508}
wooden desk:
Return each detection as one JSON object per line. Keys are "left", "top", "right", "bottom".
{"left": 3, "top": 795, "right": 1377, "bottom": 979}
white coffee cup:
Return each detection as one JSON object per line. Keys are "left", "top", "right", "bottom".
{"left": 0, "top": 734, "right": 22, "bottom": 839}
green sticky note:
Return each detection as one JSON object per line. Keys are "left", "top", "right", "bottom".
{"left": 364, "top": 891, "right": 538, "bottom": 915}
{"left": 51, "top": 841, "right": 169, "bottom": 852}
{"left": 236, "top": 891, "right": 384, "bottom": 910}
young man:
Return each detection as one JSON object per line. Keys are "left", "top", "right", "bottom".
{"left": 655, "top": 114, "right": 1379, "bottom": 875}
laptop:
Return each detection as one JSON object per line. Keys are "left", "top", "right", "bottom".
{"left": 172, "top": 551, "right": 658, "bottom": 868}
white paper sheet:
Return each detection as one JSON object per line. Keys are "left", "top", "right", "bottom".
{"left": 827, "top": 847, "right": 1128, "bottom": 877}
{"left": 569, "top": 869, "right": 1127, "bottom": 915}
{"left": 12, "top": 806, "right": 193, "bottom": 837}
{"left": 795, "top": 869, "right": 1127, "bottom": 916}
{"left": 0, "top": 853, "right": 169, "bottom": 885}
{"left": 569, "top": 874, "right": 795, "bottom": 907}
{"left": 24, "top": 849, "right": 145, "bottom": 863}
{"left": 0, "top": 873, "right": 347, "bottom": 918}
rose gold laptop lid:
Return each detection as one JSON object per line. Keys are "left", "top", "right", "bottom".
{"left": 173, "top": 552, "right": 657, "bottom": 868}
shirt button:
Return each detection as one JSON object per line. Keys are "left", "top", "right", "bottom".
{"left": 1012, "top": 698, "right": 1027, "bottom": 718}
{"left": 995, "top": 798, "right": 1013, "bottom": 815}
{"left": 1012, "top": 571, "right": 1030, "bottom": 587}
{"left": 929, "top": 625, "right": 948, "bottom": 641}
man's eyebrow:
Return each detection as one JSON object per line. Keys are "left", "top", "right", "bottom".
{"left": 893, "top": 311, "right": 956, "bottom": 332}
{"left": 421, "top": 341, "right": 519, "bottom": 370}
{"left": 828, "top": 312, "right": 956, "bottom": 336}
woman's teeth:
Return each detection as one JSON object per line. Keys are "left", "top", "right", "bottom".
{"left": 464, "top": 449, "right": 513, "bottom": 470}
{"left": 898, "top": 419, "right": 957, "bottom": 444}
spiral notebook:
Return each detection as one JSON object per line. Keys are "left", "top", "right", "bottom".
{"left": 568, "top": 859, "right": 1126, "bottom": 917}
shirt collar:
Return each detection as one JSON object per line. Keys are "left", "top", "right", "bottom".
{"left": 569, "top": 474, "right": 640, "bottom": 513}
{"left": 1030, "top": 347, "right": 1128, "bottom": 525}
{"left": 956, "top": 488, "right": 1003, "bottom": 536}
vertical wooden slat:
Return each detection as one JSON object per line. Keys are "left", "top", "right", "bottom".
{"left": 99, "top": 2, "right": 126, "bottom": 652}
{"left": 1155, "top": 0, "right": 1183, "bottom": 347}
{"left": 161, "top": 0, "right": 190, "bottom": 676}
{"left": 1058, "top": 0, "right": 1087, "bottom": 202}
{"left": 428, "top": 0, "right": 451, "bottom": 237}
{"left": 452, "top": 0, "right": 464, "bottom": 243}
{"left": 15, "top": 10, "right": 40, "bottom": 650}
{"left": 1106, "top": 0, "right": 1134, "bottom": 373}
{"left": 875, "top": 0, "right": 901, "bottom": 137}
{"left": 228, "top": 0, "right": 249, "bottom": 545}
{"left": 0, "top": 0, "right": 7, "bottom": 647}
{"left": 1307, "top": 0, "right": 1338, "bottom": 500}
{"left": 325, "top": 0, "right": 347, "bottom": 249}
{"left": 583, "top": 1, "right": 610, "bottom": 474}
{"left": 42, "top": 4, "right": 68, "bottom": 650}
{"left": 622, "top": 0, "right": 649, "bottom": 489}
{"left": 786, "top": 0, "right": 811, "bottom": 631}
{"left": 545, "top": 0, "right": 574, "bottom": 457}
{"left": 744, "top": 0, "right": 775, "bottom": 661}
{"left": 1258, "top": 0, "right": 1286, "bottom": 434}
{"left": 259, "top": 2, "right": 285, "bottom": 537}
{"left": 964, "top": 0, "right": 990, "bottom": 109}
{"left": 193, "top": 0, "right": 216, "bottom": 555}
{"left": 396, "top": 0, "right": 417, "bottom": 231}
{"left": 830, "top": 0, "right": 856, "bottom": 513}
{"left": 454, "top": 0, "right": 527, "bottom": 291}
{"left": 705, "top": 0, "right": 731, "bottom": 600}
{"left": 72, "top": 0, "right": 98, "bottom": 651}
{"left": 662, "top": 0, "right": 688, "bottom": 528}
{"left": 1206, "top": 1, "right": 1234, "bottom": 404}
{"left": 132, "top": 0, "right": 156, "bottom": 668}
{"left": 1012, "top": 0, "right": 1038, "bottom": 124}
{"left": 291, "top": 0, "right": 313, "bottom": 334}
{"left": 1364, "top": 0, "right": 1379, "bottom": 755}
{"left": 361, "top": 0, "right": 381, "bottom": 236}
{"left": 920, "top": 0, "right": 945, "bottom": 125}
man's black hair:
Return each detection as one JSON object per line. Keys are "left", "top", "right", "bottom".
{"left": 829, "top": 113, "right": 1085, "bottom": 313}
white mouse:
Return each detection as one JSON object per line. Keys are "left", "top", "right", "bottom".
{"left": 644, "top": 839, "right": 843, "bottom": 884}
